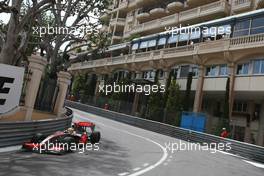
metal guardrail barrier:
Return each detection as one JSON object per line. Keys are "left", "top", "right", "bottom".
{"left": 66, "top": 100, "right": 264, "bottom": 163}
{"left": 0, "top": 108, "right": 73, "bottom": 148}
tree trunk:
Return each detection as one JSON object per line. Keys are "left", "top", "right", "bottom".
{"left": 0, "top": 16, "right": 18, "bottom": 65}
{"left": 0, "top": 0, "right": 22, "bottom": 65}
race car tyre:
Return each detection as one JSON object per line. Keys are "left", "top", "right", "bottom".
{"left": 31, "top": 133, "right": 46, "bottom": 143}
{"left": 90, "top": 131, "right": 101, "bottom": 144}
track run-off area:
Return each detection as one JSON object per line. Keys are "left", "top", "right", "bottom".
{"left": 0, "top": 108, "right": 263, "bottom": 176}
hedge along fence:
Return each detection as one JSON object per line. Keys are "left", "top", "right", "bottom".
{"left": 0, "top": 108, "right": 73, "bottom": 148}
{"left": 66, "top": 100, "right": 264, "bottom": 163}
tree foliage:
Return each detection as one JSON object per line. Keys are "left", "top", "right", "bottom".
{"left": 71, "top": 73, "right": 97, "bottom": 101}
{"left": 183, "top": 72, "right": 193, "bottom": 111}
{"left": 147, "top": 84, "right": 165, "bottom": 122}
{"left": 165, "top": 80, "right": 183, "bottom": 126}
{"left": 0, "top": 0, "right": 112, "bottom": 66}
{"left": 215, "top": 77, "right": 231, "bottom": 135}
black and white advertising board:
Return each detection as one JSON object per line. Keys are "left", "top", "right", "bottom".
{"left": 0, "top": 64, "right": 25, "bottom": 114}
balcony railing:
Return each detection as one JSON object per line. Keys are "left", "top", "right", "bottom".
{"left": 125, "top": 13, "right": 179, "bottom": 36}
{"left": 126, "top": 15, "right": 134, "bottom": 23}
{"left": 69, "top": 45, "right": 195, "bottom": 70}
{"left": 111, "top": 56, "right": 126, "bottom": 64}
{"left": 167, "top": 1, "right": 184, "bottom": 13}
{"left": 110, "top": 18, "right": 126, "bottom": 26}
{"left": 230, "top": 33, "right": 264, "bottom": 48}
{"left": 69, "top": 33, "right": 264, "bottom": 72}
{"left": 187, "top": 0, "right": 219, "bottom": 6}
{"left": 128, "top": 0, "right": 137, "bottom": 8}
{"left": 112, "top": 36, "right": 123, "bottom": 40}
{"left": 136, "top": 0, "right": 155, "bottom": 6}
{"left": 232, "top": 0, "right": 252, "bottom": 12}
{"left": 163, "top": 45, "right": 195, "bottom": 55}
{"left": 179, "top": 0, "right": 229, "bottom": 22}
{"left": 136, "top": 12, "right": 150, "bottom": 21}
{"left": 198, "top": 39, "right": 229, "bottom": 54}
{"left": 125, "top": 0, "right": 229, "bottom": 37}
{"left": 235, "top": 76, "right": 264, "bottom": 91}
{"left": 119, "top": 0, "right": 128, "bottom": 9}
{"left": 118, "top": 0, "right": 137, "bottom": 10}
{"left": 149, "top": 7, "right": 167, "bottom": 18}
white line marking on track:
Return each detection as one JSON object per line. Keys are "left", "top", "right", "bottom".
{"left": 133, "top": 167, "right": 141, "bottom": 171}
{"left": 143, "top": 163, "right": 149, "bottom": 167}
{"left": 73, "top": 109, "right": 169, "bottom": 176}
{"left": 242, "top": 160, "right": 264, "bottom": 169}
{"left": 118, "top": 172, "right": 130, "bottom": 176}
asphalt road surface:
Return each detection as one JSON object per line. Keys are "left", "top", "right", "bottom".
{"left": 0, "top": 108, "right": 263, "bottom": 176}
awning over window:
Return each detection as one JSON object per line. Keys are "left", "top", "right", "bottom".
{"left": 218, "top": 24, "right": 231, "bottom": 35}
{"left": 148, "top": 39, "right": 157, "bottom": 47}
{"left": 158, "top": 37, "right": 167, "bottom": 45}
{"left": 168, "top": 35, "right": 178, "bottom": 44}
{"left": 190, "top": 31, "right": 201, "bottom": 40}
{"left": 132, "top": 43, "right": 139, "bottom": 50}
{"left": 203, "top": 25, "right": 232, "bottom": 37}
{"left": 107, "top": 43, "right": 128, "bottom": 52}
{"left": 179, "top": 33, "right": 189, "bottom": 42}
{"left": 139, "top": 41, "right": 148, "bottom": 49}
{"left": 202, "top": 27, "right": 217, "bottom": 37}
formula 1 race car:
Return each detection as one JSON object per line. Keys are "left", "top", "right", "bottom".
{"left": 72, "top": 121, "right": 101, "bottom": 144}
{"left": 22, "top": 121, "right": 101, "bottom": 154}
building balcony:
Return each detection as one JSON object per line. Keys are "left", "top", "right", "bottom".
{"left": 112, "top": 34, "right": 123, "bottom": 44}
{"left": 187, "top": 0, "right": 219, "bottom": 7}
{"left": 230, "top": 33, "right": 264, "bottom": 49}
{"left": 110, "top": 18, "right": 126, "bottom": 27}
{"left": 149, "top": 8, "right": 167, "bottom": 18}
{"left": 127, "top": 0, "right": 137, "bottom": 9}
{"left": 203, "top": 77, "right": 228, "bottom": 91}
{"left": 112, "top": 35, "right": 123, "bottom": 41}
{"left": 170, "top": 75, "right": 264, "bottom": 101}
{"left": 69, "top": 45, "right": 195, "bottom": 71}
{"left": 235, "top": 76, "right": 264, "bottom": 92}
{"left": 125, "top": 0, "right": 229, "bottom": 38}
{"left": 117, "top": 0, "right": 137, "bottom": 11}
{"left": 167, "top": 1, "right": 185, "bottom": 13}
{"left": 198, "top": 39, "right": 229, "bottom": 54}
{"left": 177, "top": 78, "right": 198, "bottom": 91}
{"left": 179, "top": 0, "right": 230, "bottom": 23}
{"left": 136, "top": 0, "right": 155, "bottom": 6}
{"left": 119, "top": 0, "right": 129, "bottom": 9}
{"left": 69, "top": 34, "right": 264, "bottom": 74}
{"left": 232, "top": 0, "right": 252, "bottom": 13}
{"left": 136, "top": 12, "right": 151, "bottom": 22}
{"left": 124, "top": 13, "right": 179, "bottom": 37}
{"left": 126, "top": 15, "right": 134, "bottom": 23}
